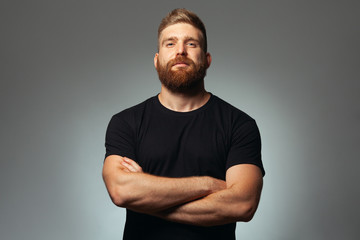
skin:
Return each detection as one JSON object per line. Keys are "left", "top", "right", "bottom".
{"left": 102, "top": 23, "right": 263, "bottom": 226}
{"left": 154, "top": 23, "right": 212, "bottom": 112}
{"left": 118, "top": 157, "right": 263, "bottom": 226}
{"left": 103, "top": 155, "right": 226, "bottom": 214}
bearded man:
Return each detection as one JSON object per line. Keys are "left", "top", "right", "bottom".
{"left": 103, "top": 8, "right": 265, "bottom": 240}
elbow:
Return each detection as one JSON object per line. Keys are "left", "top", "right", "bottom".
{"left": 107, "top": 186, "right": 131, "bottom": 208}
{"left": 111, "top": 194, "right": 127, "bottom": 208}
{"left": 241, "top": 208, "right": 255, "bottom": 222}
{"left": 103, "top": 172, "right": 133, "bottom": 208}
{"left": 234, "top": 202, "right": 258, "bottom": 222}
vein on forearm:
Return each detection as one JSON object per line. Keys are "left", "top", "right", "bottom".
{"left": 154, "top": 181, "right": 262, "bottom": 227}
{"left": 113, "top": 171, "right": 217, "bottom": 213}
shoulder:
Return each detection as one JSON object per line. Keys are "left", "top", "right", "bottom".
{"left": 210, "top": 95, "right": 261, "bottom": 145}
{"left": 212, "top": 96, "right": 264, "bottom": 176}
{"left": 111, "top": 96, "right": 156, "bottom": 120}
{"left": 211, "top": 94, "right": 255, "bottom": 124}
{"left": 107, "top": 96, "right": 156, "bottom": 132}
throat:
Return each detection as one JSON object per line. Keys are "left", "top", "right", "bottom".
{"left": 158, "top": 88, "right": 210, "bottom": 112}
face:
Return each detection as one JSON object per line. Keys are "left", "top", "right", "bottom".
{"left": 154, "top": 23, "right": 211, "bottom": 92}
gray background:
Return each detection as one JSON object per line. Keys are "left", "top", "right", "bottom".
{"left": 1, "top": 0, "right": 359, "bottom": 239}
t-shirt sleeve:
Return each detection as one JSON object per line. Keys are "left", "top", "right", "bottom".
{"left": 104, "top": 112, "right": 136, "bottom": 160}
{"left": 226, "top": 119, "right": 265, "bottom": 176}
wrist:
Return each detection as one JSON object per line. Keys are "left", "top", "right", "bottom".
{"left": 203, "top": 176, "right": 226, "bottom": 194}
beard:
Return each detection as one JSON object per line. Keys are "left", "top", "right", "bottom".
{"left": 156, "top": 55, "right": 208, "bottom": 93}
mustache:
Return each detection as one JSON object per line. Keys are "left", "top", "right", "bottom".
{"left": 168, "top": 56, "right": 194, "bottom": 67}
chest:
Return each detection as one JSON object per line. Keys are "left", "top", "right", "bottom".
{"left": 135, "top": 114, "right": 231, "bottom": 179}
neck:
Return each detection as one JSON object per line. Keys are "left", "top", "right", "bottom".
{"left": 158, "top": 82, "right": 210, "bottom": 112}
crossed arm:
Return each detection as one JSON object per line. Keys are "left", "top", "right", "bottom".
{"left": 102, "top": 155, "right": 263, "bottom": 227}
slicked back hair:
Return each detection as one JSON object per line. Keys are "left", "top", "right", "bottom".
{"left": 158, "top": 8, "right": 208, "bottom": 53}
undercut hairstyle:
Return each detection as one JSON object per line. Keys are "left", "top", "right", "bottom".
{"left": 158, "top": 8, "right": 208, "bottom": 53}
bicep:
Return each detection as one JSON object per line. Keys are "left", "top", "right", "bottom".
{"left": 105, "top": 114, "right": 136, "bottom": 160}
{"left": 102, "top": 156, "right": 126, "bottom": 194}
{"left": 226, "top": 120, "right": 265, "bottom": 176}
{"left": 226, "top": 164, "right": 263, "bottom": 202}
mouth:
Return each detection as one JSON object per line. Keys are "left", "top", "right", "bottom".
{"left": 173, "top": 62, "right": 189, "bottom": 67}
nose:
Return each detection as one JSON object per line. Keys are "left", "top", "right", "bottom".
{"left": 176, "top": 43, "right": 187, "bottom": 56}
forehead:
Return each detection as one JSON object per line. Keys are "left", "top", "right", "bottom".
{"left": 159, "top": 23, "right": 203, "bottom": 42}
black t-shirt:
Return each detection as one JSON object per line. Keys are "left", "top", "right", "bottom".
{"left": 105, "top": 94, "right": 265, "bottom": 240}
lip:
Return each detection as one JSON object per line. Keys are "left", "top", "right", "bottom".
{"left": 173, "top": 62, "right": 189, "bottom": 67}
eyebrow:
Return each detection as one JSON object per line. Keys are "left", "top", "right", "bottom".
{"left": 161, "top": 36, "right": 200, "bottom": 46}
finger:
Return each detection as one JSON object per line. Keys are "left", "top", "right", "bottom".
{"left": 122, "top": 157, "right": 137, "bottom": 164}
{"left": 115, "top": 157, "right": 130, "bottom": 172}
{"left": 119, "top": 164, "right": 131, "bottom": 172}
{"left": 123, "top": 157, "right": 143, "bottom": 172}
{"left": 121, "top": 161, "right": 138, "bottom": 173}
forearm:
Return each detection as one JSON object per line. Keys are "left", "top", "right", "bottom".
{"left": 103, "top": 155, "right": 226, "bottom": 214}
{"left": 155, "top": 185, "right": 260, "bottom": 226}
{"left": 154, "top": 164, "right": 264, "bottom": 227}
{"left": 115, "top": 172, "right": 223, "bottom": 213}
{"left": 154, "top": 185, "right": 258, "bottom": 226}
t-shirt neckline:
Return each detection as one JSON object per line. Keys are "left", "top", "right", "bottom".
{"left": 153, "top": 92, "right": 214, "bottom": 117}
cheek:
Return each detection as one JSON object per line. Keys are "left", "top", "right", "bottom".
{"left": 155, "top": 55, "right": 163, "bottom": 66}
{"left": 159, "top": 58, "right": 169, "bottom": 68}
{"left": 193, "top": 55, "right": 205, "bottom": 66}
{"left": 158, "top": 53, "right": 170, "bottom": 65}
{"left": 191, "top": 51, "right": 205, "bottom": 62}
{"left": 157, "top": 57, "right": 170, "bottom": 70}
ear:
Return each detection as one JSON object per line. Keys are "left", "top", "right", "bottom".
{"left": 154, "top": 53, "right": 159, "bottom": 69}
{"left": 206, "top": 52, "right": 212, "bottom": 69}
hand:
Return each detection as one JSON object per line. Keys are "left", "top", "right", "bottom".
{"left": 210, "top": 178, "right": 227, "bottom": 193}
{"left": 120, "top": 157, "right": 143, "bottom": 173}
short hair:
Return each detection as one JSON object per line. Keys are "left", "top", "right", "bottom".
{"left": 158, "top": 8, "right": 208, "bottom": 52}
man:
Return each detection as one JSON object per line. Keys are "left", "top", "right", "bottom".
{"left": 103, "top": 8, "right": 265, "bottom": 240}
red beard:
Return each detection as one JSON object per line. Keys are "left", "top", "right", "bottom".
{"left": 156, "top": 55, "right": 207, "bottom": 93}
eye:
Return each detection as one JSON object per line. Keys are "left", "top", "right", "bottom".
{"left": 166, "top": 42, "right": 175, "bottom": 47}
{"left": 187, "top": 42, "right": 197, "bottom": 47}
